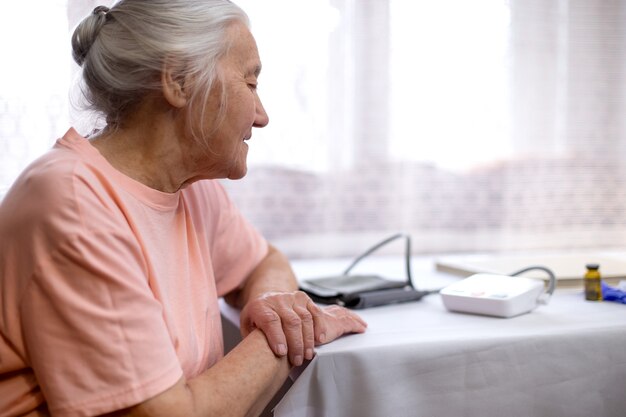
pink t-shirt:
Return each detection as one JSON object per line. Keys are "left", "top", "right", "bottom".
{"left": 0, "top": 128, "right": 268, "bottom": 416}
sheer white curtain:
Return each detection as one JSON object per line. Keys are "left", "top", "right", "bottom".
{"left": 0, "top": 1, "right": 72, "bottom": 196}
{"left": 2, "top": 0, "right": 626, "bottom": 259}
{"left": 227, "top": 0, "right": 626, "bottom": 258}
{"left": 0, "top": 0, "right": 106, "bottom": 196}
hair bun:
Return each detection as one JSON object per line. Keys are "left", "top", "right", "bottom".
{"left": 71, "top": 6, "right": 110, "bottom": 66}
{"left": 92, "top": 5, "right": 110, "bottom": 16}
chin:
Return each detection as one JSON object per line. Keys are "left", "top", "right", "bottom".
{"left": 227, "top": 166, "right": 248, "bottom": 180}
{"left": 226, "top": 148, "right": 249, "bottom": 180}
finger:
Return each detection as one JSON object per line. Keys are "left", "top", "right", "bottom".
{"left": 240, "top": 317, "right": 255, "bottom": 338}
{"left": 345, "top": 315, "right": 368, "bottom": 333}
{"left": 307, "top": 300, "right": 328, "bottom": 345}
{"left": 252, "top": 308, "right": 288, "bottom": 357}
{"left": 337, "top": 308, "right": 367, "bottom": 333}
{"left": 318, "top": 306, "right": 368, "bottom": 343}
{"left": 344, "top": 309, "right": 368, "bottom": 329}
{"left": 280, "top": 309, "right": 305, "bottom": 366}
{"left": 294, "top": 305, "right": 315, "bottom": 361}
{"left": 292, "top": 291, "right": 315, "bottom": 361}
{"left": 326, "top": 305, "right": 367, "bottom": 329}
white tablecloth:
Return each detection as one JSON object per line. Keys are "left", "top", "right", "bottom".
{"left": 270, "top": 257, "right": 626, "bottom": 417}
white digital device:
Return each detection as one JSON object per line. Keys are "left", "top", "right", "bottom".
{"left": 440, "top": 273, "right": 547, "bottom": 318}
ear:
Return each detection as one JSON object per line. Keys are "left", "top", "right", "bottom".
{"left": 161, "top": 61, "right": 188, "bottom": 108}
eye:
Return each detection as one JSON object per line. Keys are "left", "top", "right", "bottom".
{"left": 247, "top": 82, "right": 258, "bottom": 91}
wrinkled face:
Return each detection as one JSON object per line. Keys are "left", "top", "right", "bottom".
{"left": 193, "top": 21, "right": 269, "bottom": 180}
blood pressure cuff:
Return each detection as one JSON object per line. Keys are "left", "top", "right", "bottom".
{"left": 299, "top": 274, "right": 426, "bottom": 309}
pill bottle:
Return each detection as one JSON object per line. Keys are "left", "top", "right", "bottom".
{"left": 584, "top": 263, "right": 602, "bottom": 301}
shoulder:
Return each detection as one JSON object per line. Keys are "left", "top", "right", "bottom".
{"left": 1, "top": 145, "right": 81, "bottom": 226}
{"left": 0, "top": 132, "right": 129, "bottom": 247}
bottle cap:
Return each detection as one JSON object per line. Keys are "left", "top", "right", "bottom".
{"left": 586, "top": 263, "right": 600, "bottom": 270}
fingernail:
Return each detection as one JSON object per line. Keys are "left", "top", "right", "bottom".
{"left": 318, "top": 333, "right": 326, "bottom": 343}
{"left": 277, "top": 344, "right": 287, "bottom": 355}
{"left": 294, "top": 355, "right": 303, "bottom": 366}
{"left": 305, "top": 348, "right": 313, "bottom": 360}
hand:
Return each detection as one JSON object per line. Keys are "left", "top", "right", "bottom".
{"left": 239, "top": 291, "right": 367, "bottom": 366}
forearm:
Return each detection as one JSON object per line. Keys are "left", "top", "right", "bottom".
{"left": 188, "top": 329, "right": 290, "bottom": 416}
{"left": 225, "top": 244, "right": 298, "bottom": 309}
{"left": 223, "top": 245, "right": 366, "bottom": 370}
{"left": 113, "top": 330, "right": 290, "bottom": 417}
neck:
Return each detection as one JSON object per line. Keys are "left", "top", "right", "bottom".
{"left": 90, "top": 110, "right": 195, "bottom": 193}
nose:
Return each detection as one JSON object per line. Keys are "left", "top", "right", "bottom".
{"left": 253, "top": 94, "right": 269, "bottom": 128}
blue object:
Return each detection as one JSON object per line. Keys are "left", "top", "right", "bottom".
{"left": 602, "top": 281, "right": 626, "bottom": 304}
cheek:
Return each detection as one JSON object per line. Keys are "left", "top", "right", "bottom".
{"left": 229, "top": 91, "right": 257, "bottom": 126}
{"left": 184, "top": 97, "right": 219, "bottom": 143}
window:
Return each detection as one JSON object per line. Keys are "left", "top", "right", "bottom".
{"left": 0, "top": 0, "right": 72, "bottom": 194}
{"left": 3, "top": 0, "right": 626, "bottom": 259}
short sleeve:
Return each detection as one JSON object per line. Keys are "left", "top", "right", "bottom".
{"left": 22, "top": 230, "right": 183, "bottom": 417}
{"left": 209, "top": 182, "right": 268, "bottom": 297}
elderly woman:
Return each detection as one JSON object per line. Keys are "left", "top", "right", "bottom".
{"left": 0, "top": 1, "right": 367, "bottom": 416}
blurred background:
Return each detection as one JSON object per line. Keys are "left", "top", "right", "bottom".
{"left": 2, "top": 0, "right": 626, "bottom": 259}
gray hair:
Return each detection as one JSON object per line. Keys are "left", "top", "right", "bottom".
{"left": 71, "top": 0, "right": 250, "bottom": 132}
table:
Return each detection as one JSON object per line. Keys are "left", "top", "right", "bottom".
{"left": 223, "top": 256, "right": 626, "bottom": 417}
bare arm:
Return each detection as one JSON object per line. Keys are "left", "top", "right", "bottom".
{"left": 223, "top": 244, "right": 298, "bottom": 308}
{"left": 105, "top": 245, "right": 365, "bottom": 417}
{"left": 104, "top": 330, "right": 289, "bottom": 417}
{"left": 225, "top": 244, "right": 367, "bottom": 366}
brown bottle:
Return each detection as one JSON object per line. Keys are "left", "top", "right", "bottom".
{"left": 584, "top": 263, "right": 602, "bottom": 301}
